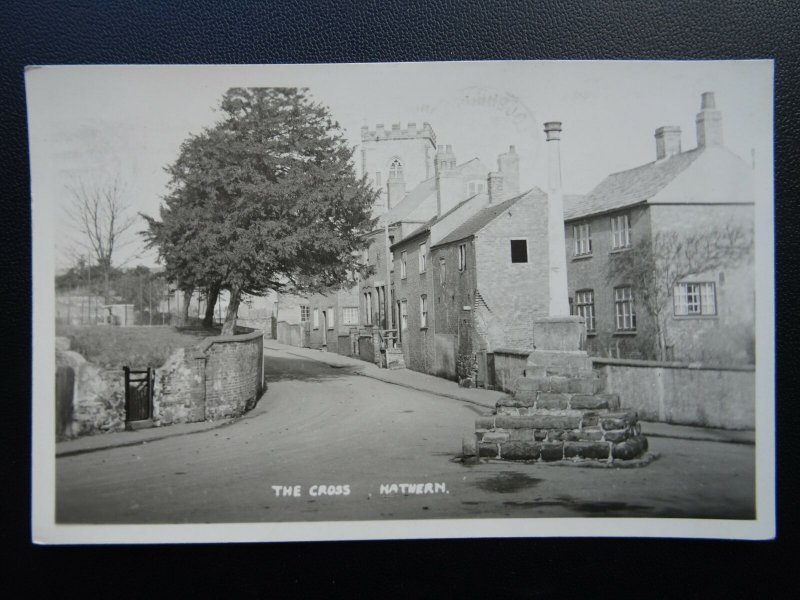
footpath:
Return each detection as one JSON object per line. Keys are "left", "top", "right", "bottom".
{"left": 56, "top": 340, "right": 755, "bottom": 457}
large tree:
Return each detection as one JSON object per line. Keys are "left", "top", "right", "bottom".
{"left": 607, "top": 222, "right": 753, "bottom": 361}
{"left": 144, "top": 88, "right": 377, "bottom": 335}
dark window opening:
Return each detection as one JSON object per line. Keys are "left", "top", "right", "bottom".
{"left": 510, "top": 239, "right": 528, "bottom": 263}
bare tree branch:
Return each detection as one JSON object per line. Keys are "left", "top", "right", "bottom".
{"left": 65, "top": 176, "right": 140, "bottom": 301}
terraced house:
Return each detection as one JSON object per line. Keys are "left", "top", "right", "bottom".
{"left": 563, "top": 92, "right": 755, "bottom": 364}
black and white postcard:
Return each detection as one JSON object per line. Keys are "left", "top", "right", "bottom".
{"left": 28, "top": 60, "right": 775, "bottom": 543}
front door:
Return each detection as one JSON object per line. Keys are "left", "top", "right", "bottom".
{"left": 321, "top": 311, "right": 328, "bottom": 348}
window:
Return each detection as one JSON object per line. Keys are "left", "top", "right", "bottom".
{"left": 420, "top": 295, "right": 428, "bottom": 328}
{"left": 300, "top": 305, "right": 310, "bottom": 322}
{"left": 573, "top": 223, "right": 592, "bottom": 256}
{"left": 400, "top": 300, "right": 408, "bottom": 331}
{"left": 510, "top": 239, "right": 528, "bottom": 263}
{"left": 614, "top": 287, "right": 636, "bottom": 331}
{"left": 458, "top": 244, "right": 467, "bottom": 271}
{"left": 419, "top": 242, "right": 427, "bottom": 273}
{"left": 400, "top": 251, "right": 407, "bottom": 279}
{"left": 389, "top": 159, "right": 403, "bottom": 179}
{"left": 342, "top": 307, "right": 359, "bottom": 325}
{"left": 468, "top": 181, "right": 485, "bottom": 195}
{"left": 328, "top": 307, "right": 335, "bottom": 329}
{"left": 611, "top": 214, "right": 631, "bottom": 250}
{"left": 674, "top": 282, "right": 717, "bottom": 316}
{"left": 313, "top": 308, "right": 320, "bottom": 329}
{"left": 439, "top": 257, "right": 446, "bottom": 285}
{"left": 363, "top": 292, "right": 372, "bottom": 325}
{"left": 375, "top": 171, "right": 382, "bottom": 189}
{"left": 574, "top": 290, "right": 596, "bottom": 333}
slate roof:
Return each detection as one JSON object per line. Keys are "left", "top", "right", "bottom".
{"left": 390, "top": 193, "right": 482, "bottom": 250}
{"left": 432, "top": 188, "right": 542, "bottom": 248}
{"left": 386, "top": 157, "right": 483, "bottom": 223}
{"left": 563, "top": 148, "right": 703, "bottom": 221}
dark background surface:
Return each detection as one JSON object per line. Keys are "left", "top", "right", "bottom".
{"left": 2, "top": 0, "right": 797, "bottom": 595}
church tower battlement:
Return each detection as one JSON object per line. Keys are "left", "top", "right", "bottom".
{"left": 359, "top": 122, "right": 438, "bottom": 213}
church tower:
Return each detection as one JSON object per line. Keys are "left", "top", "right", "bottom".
{"left": 359, "top": 122, "right": 437, "bottom": 215}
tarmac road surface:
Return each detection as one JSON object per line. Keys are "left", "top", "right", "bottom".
{"left": 56, "top": 346, "right": 756, "bottom": 524}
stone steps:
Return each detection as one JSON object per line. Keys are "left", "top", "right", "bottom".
{"left": 474, "top": 375, "right": 648, "bottom": 463}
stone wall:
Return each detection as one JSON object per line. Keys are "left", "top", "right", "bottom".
{"left": 153, "top": 347, "right": 206, "bottom": 425}
{"left": 155, "top": 330, "right": 265, "bottom": 425}
{"left": 488, "top": 349, "right": 754, "bottom": 430}
{"left": 593, "top": 358, "right": 755, "bottom": 429}
{"left": 55, "top": 342, "right": 126, "bottom": 439}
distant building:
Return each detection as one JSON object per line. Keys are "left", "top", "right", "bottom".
{"left": 564, "top": 92, "right": 755, "bottom": 364}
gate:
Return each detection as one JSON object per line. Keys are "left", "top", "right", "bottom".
{"left": 124, "top": 366, "right": 154, "bottom": 427}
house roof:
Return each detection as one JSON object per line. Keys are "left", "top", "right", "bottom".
{"left": 386, "top": 157, "right": 484, "bottom": 223}
{"left": 563, "top": 148, "right": 703, "bottom": 221}
{"left": 432, "top": 189, "right": 538, "bottom": 248}
{"left": 389, "top": 193, "right": 483, "bottom": 251}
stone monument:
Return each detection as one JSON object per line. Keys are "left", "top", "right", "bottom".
{"left": 473, "top": 122, "right": 649, "bottom": 464}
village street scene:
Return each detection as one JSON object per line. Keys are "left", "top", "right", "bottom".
{"left": 29, "top": 62, "right": 770, "bottom": 532}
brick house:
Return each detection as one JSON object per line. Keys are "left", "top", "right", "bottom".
{"left": 564, "top": 92, "right": 755, "bottom": 364}
{"left": 392, "top": 181, "right": 550, "bottom": 379}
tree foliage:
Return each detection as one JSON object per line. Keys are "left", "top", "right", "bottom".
{"left": 143, "top": 88, "right": 377, "bottom": 334}
{"left": 607, "top": 222, "right": 753, "bottom": 361}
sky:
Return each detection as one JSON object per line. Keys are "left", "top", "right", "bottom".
{"left": 25, "top": 60, "right": 773, "bottom": 271}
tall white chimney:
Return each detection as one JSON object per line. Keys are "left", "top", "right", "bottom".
{"left": 544, "top": 121, "right": 570, "bottom": 317}
{"left": 696, "top": 91, "right": 723, "bottom": 148}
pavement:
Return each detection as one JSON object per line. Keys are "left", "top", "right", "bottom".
{"left": 56, "top": 339, "right": 754, "bottom": 458}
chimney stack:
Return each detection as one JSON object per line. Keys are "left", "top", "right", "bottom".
{"left": 487, "top": 171, "right": 505, "bottom": 204}
{"left": 543, "top": 121, "right": 570, "bottom": 317}
{"left": 696, "top": 91, "right": 723, "bottom": 148}
{"left": 654, "top": 126, "right": 682, "bottom": 160}
{"left": 497, "top": 145, "right": 520, "bottom": 197}
{"left": 435, "top": 144, "right": 462, "bottom": 216}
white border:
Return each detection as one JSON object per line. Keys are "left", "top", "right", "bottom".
{"left": 29, "top": 60, "right": 775, "bottom": 544}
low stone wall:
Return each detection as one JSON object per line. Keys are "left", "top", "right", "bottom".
{"left": 593, "top": 358, "right": 755, "bottom": 430}
{"left": 55, "top": 343, "right": 126, "bottom": 439}
{"left": 155, "top": 330, "right": 265, "bottom": 425}
{"left": 492, "top": 349, "right": 530, "bottom": 392}
{"left": 55, "top": 331, "right": 266, "bottom": 439}
{"left": 202, "top": 331, "right": 264, "bottom": 420}
{"left": 490, "top": 351, "right": 754, "bottom": 430}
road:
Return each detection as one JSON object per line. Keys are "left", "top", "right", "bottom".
{"left": 56, "top": 346, "right": 755, "bottom": 523}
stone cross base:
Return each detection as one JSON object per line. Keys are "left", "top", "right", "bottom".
{"left": 471, "top": 316, "right": 649, "bottom": 463}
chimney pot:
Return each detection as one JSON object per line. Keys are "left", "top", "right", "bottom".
{"left": 544, "top": 121, "right": 562, "bottom": 141}
{"left": 701, "top": 91, "right": 716, "bottom": 109}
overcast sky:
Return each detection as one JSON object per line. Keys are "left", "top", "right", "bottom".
{"left": 26, "top": 60, "right": 772, "bottom": 271}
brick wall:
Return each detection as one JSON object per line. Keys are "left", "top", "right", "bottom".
{"left": 431, "top": 240, "right": 477, "bottom": 357}
{"left": 393, "top": 232, "right": 436, "bottom": 374}
{"left": 203, "top": 332, "right": 264, "bottom": 420}
{"left": 566, "top": 203, "right": 754, "bottom": 364}
{"left": 565, "top": 205, "right": 656, "bottom": 359}
{"left": 155, "top": 331, "right": 265, "bottom": 425}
